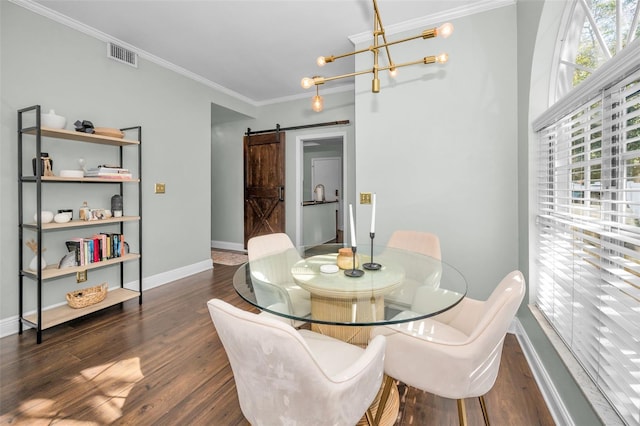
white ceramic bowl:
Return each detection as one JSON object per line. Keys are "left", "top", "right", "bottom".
{"left": 54, "top": 212, "right": 72, "bottom": 223}
{"left": 41, "top": 109, "right": 66, "bottom": 129}
{"left": 34, "top": 211, "right": 54, "bottom": 223}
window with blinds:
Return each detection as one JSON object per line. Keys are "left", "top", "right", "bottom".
{"left": 536, "top": 70, "right": 640, "bottom": 425}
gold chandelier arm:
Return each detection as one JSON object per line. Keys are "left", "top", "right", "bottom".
{"left": 378, "top": 55, "right": 442, "bottom": 70}
{"left": 323, "top": 45, "right": 374, "bottom": 63}
{"left": 316, "top": 68, "right": 376, "bottom": 85}
{"left": 312, "top": 54, "right": 445, "bottom": 87}
{"left": 320, "top": 27, "right": 441, "bottom": 66}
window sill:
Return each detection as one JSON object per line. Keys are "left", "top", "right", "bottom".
{"left": 529, "top": 305, "right": 624, "bottom": 426}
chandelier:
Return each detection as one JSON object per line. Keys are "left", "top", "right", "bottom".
{"left": 301, "top": 0, "right": 453, "bottom": 112}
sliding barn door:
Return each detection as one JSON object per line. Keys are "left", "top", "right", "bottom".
{"left": 243, "top": 131, "right": 285, "bottom": 248}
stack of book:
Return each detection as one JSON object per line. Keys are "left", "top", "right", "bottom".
{"left": 85, "top": 166, "right": 132, "bottom": 179}
{"left": 65, "top": 233, "right": 125, "bottom": 266}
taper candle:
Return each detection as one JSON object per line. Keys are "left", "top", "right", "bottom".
{"left": 370, "top": 193, "right": 377, "bottom": 233}
{"left": 349, "top": 204, "right": 357, "bottom": 247}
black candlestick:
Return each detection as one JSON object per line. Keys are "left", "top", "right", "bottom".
{"left": 344, "top": 246, "right": 364, "bottom": 277}
{"left": 363, "top": 232, "right": 382, "bottom": 270}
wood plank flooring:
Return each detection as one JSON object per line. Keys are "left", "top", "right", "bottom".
{"left": 0, "top": 263, "right": 555, "bottom": 425}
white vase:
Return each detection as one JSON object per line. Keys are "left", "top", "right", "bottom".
{"left": 28, "top": 255, "right": 46, "bottom": 271}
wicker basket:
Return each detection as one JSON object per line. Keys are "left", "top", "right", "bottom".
{"left": 66, "top": 282, "right": 108, "bottom": 309}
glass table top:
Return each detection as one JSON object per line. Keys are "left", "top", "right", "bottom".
{"left": 232, "top": 243, "right": 467, "bottom": 327}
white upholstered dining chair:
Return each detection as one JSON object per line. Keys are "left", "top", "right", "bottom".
{"left": 208, "top": 298, "right": 386, "bottom": 426}
{"left": 247, "top": 233, "right": 310, "bottom": 326}
{"left": 382, "top": 230, "right": 442, "bottom": 309}
{"left": 371, "top": 270, "right": 526, "bottom": 426}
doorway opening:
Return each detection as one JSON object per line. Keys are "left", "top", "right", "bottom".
{"left": 295, "top": 132, "right": 346, "bottom": 247}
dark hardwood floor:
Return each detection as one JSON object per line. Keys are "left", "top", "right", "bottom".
{"left": 0, "top": 263, "right": 555, "bottom": 425}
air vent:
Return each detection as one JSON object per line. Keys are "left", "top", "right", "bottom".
{"left": 107, "top": 42, "right": 138, "bottom": 68}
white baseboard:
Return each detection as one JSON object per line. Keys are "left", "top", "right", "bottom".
{"left": 0, "top": 258, "right": 213, "bottom": 339}
{"left": 512, "top": 317, "right": 574, "bottom": 426}
{"left": 211, "top": 240, "right": 245, "bottom": 252}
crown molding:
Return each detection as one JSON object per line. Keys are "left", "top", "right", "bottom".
{"left": 349, "top": 0, "right": 516, "bottom": 45}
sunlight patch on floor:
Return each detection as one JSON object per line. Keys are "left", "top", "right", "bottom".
{"left": 3, "top": 357, "right": 144, "bottom": 425}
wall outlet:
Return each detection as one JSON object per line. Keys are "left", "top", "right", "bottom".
{"left": 154, "top": 183, "right": 166, "bottom": 194}
{"left": 360, "top": 192, "right": 372, "bottom": 204}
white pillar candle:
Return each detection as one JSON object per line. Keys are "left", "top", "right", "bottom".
{"left": 370, "top": 193, "right": 377, "bottom": 234}
{"left": 349, "top": 204, "right": 357, "bottom": 247}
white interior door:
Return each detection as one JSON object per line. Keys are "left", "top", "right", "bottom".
{"left": 311, "top": 157, "right": 343, "bottom": 229}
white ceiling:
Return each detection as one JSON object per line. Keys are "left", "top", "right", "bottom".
{"left": 27, "top": 0, "right": 498, "bottom": 105}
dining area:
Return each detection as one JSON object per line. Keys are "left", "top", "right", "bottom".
{"left": 208, "top": 230, "right": 527, "bottom": 426}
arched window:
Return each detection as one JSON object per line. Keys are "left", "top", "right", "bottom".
{"left": 533, "top": 2, "right": 640, "bottom": 424}
{"left": 553, "top": 0, "right": 640, "bottom": 102}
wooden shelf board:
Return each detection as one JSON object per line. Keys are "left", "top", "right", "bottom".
{"left": 23, "top": 127, "right": 139, "bottom": 146}
{"left": 23, "top": 253, "right": 141, "bottom": 280}
{"left": 23, "top": 288, "right": 140, "bottom": 329}
{"left": 24, "top": 216, "right": 140, "bottom": 231}
{"left": 22, "top": 176, "right": 140, "bottom": 183}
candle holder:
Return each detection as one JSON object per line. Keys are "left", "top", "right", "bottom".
{"left": 363, "top": 232, "right": 382, "bottom": 270}
{"left": 344, "top": 246, "right": 364, "bottom": 277}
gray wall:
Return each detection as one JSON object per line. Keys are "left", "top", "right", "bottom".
{"left": 355, "top": 6, "right": 518, "bottom": 300}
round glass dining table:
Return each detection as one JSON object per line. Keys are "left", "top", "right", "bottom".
{"left": 232, "top": 243, "right": 468, "bottom": 346}
{"left": 232, "top": 243, "right": 468, "bottom": 426}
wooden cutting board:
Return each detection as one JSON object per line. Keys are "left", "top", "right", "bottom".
{"left": 93, "top": 127, "right": 124, "bottom": 138}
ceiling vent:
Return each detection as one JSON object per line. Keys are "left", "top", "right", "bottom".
{"left": 107, "top": 42, "right": 138, "bottom": 68}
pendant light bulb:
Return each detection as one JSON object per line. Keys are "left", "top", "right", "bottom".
{"left": 312, "top": 86, "right": 323, "bottom": 112}
{"left": 435, "top": 53, "right": 449, "bottom": 64}
{"left": 317, "top": 56, "right": 327, "bottom": 66}
{"left": 437, "top": 22, "right": 454, "bottom": 38}
{"left": 389, "top": 66, "right": 398, "bottom": 78}
{"left": 312, "top": 95, "right": 324, "bottom": 112}
{"left": 301, "top": 77, "right": 314, "bottom": 89}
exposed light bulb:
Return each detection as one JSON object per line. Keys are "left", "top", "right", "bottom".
{"left": 317, "top": 56, "right": 326, "bottom": 67}
{"left": 437, "top": 22, "right": 454, "bottom": 38}
{"left": 436, "top": 53, "right": 449, "bottom": 64}
{"left": 301, "top": 77, "right": 314, "bottom": 89}
{"left": 312, "top": 95, "right": 324, "bottom": 112}
{"left": 389, "top": 67, "right": 398, "bottom": 78}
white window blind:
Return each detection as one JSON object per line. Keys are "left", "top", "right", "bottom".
{"left": 536, "top": 70, "right": 640, "bottom": 425}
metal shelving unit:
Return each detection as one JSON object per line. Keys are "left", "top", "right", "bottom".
{"left": 17, "top": 105, "right": 143, "bottom": 343}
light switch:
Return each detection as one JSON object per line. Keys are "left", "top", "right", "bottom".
{"left": 155, "top": 183, "right": 166, "bottom": 194}
{"left": 360, "top": 192, "right": 372, "bottom": 204}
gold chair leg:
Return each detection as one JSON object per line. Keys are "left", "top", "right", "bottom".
{"left": 365, "top": 408, "right": 375, "bottom": 426}
{"left": 478, "top": 395, "right": 490, "bottom": 426}
{"left": 457, "top": 399, "right": 468, "bottom": 426}
{"left": 373, "top": 375, "right": 395, "bottom": 425}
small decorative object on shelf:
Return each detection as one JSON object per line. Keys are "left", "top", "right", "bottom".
{"left": 41, "top": 109, "right": 66, "bottom": 129}
{"left": 25, "top": 238, "right": 47, "bottom": 271}
{"left": 79, "top": 201, "right": 90, "bottom": 221}
{"left": 66, "top": 282, "right": 108, "bottom": 309}
{"left": 32, "top": 152, "right": 54, "bottom": 176}
{"left": 111, "top": 194, "right": 123, "bottom": 217}
{"left": 33, "top": 211, "right": 54, "bottom": 223}
{"left": 74, "top": 119, "right": 95, "bottom": 134}
{"left": 53, "top": 212, "right": 72, "bottom": 223}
